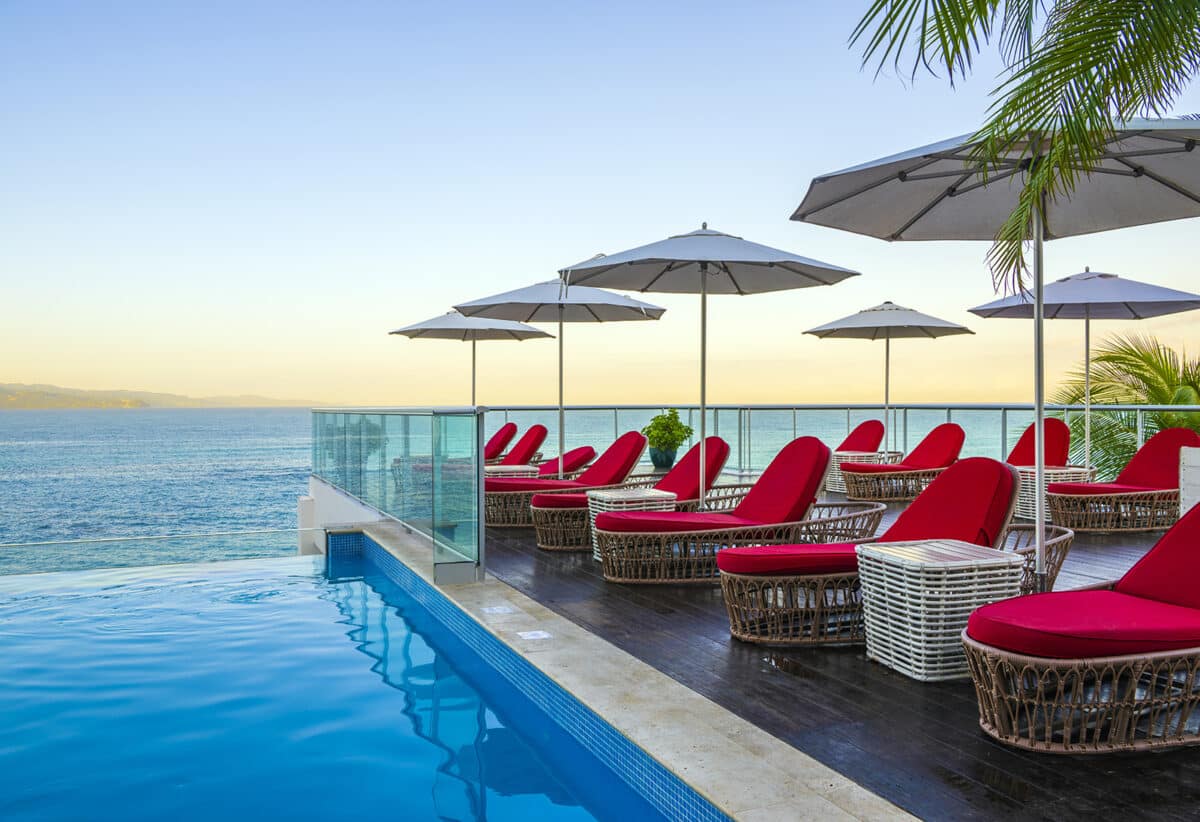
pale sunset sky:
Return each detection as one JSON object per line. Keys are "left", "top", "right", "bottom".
{"left": 3, "top": 2, "right": 1199, "bottom": 407}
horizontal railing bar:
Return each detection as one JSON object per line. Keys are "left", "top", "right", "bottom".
{"left": 322, "top": 403, "right": 1200, "bottom": 414}
{"left": 0, "top": 528, "right": 323, "bottom": 550}
{"left": 311, "top": 406, "right": 482, "bottom": 414}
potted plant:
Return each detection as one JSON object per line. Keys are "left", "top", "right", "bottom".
{"left": 642, "top": 409, "right": 694, "bottom": 470}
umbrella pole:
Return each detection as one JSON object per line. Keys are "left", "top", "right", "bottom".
{"left": 471, "top": 339, "right": 477, "bottom": 407}
{"left": 884, "top": 335, "right": 891, "bottom": 452}
{"left": 1084, "top": 309, "right": 1091, "bottom": 469}
{"left": 558, "top": 307, "right": 565, "bottom": 478}
{"left": 1033, "top": 203, "right": 1048, "bottom": 593}
{"left": 699, "top": 263, "right": 708, "bottom": 508}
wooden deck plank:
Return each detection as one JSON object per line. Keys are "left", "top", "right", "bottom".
{"left": 483, "top": 521, "right": 1198, "bottom": 821}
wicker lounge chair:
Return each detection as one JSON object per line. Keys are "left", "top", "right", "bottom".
{"left": 716, "top": 458, "right": 1062, "bottom": 646}
{"left": 495, "top": 424, "right": 547, "bottom": 466}
{"left": 535, "top": 446, "right": 595, "bottom": 476}
{"left": 841, "top": 422, "right": 964, "bottom": 501}
{"left": 485, "top": 432, "right": 647, "bottom": 528}
{"left": 1006, "top": 419, "right": 1092, "bottom": 519}
{"left": 530, "top": 437, "right": 731, "bottom": 552}
{"left": 483, "top": 422, "right": 518, "bottom": 464}
{"left": 964, "top": 503, "right": 1200, "bottom": 753}
{"left": 826, "top": 420, "right": 903, "bottom": 493}
{"left": 1046, "top": 427, "right": 1200, "bottom": 532}
{"left": 594, "top": 437, "right": 885, "bottom": 584}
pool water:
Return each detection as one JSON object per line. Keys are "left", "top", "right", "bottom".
{"left": 0, "top": 556, "right": 663, "bottom": 821}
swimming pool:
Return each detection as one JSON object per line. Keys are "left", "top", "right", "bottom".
{"left": 0, "top": 552, "right": 691, "bottom": 821}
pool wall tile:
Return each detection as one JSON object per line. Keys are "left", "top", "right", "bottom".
{"left": 361, "top": 535, "right": 731, "bottom": 822}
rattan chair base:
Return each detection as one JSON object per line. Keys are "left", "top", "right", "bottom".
{"left": 597, "top": 502, "right": 885, "bottom": 585}
{"left": 963, "top": 631, "right": 1200, "bottom": 753}
{"left": 842, "top": 468, "right": 946, "bottom": 502}
{"left": 721, "top": 570, "right": 864, "bottom": 645}
{"left": 998, "top": 523, "right": 1075, "bottom": 595}
{"left": 1047, "top": 489, "right": 1180, "bottom": 532}
{"left": 531, "top": 505, "right": 591, "bottom": 552}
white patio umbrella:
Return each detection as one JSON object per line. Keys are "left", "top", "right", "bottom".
{"left": 389, "top": 311, "right": 551, "bottom": 405}
{"left": 455, "top": 280, "right": 665, "bottom": 476}
{"left": 793, "top": 115, "right": 1200, "bottom": 591}
{"left": 805, "top": 302, "right": 973, "bottom": 451}
{"left": 560, "top": 224, "right": 860, "bottom": 505}
{"left": 970, "top": 269, "right": 1200, "bottom": 467}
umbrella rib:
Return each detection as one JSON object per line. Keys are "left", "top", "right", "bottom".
{"left": 585, "top": 304, "right": 602, "bottom": 322}
{"left": 795, "top": 155, "right": 942, "bottom": 219}
{"left": 947, "top": 167, "right": 1020, "bottom": 196}
{"left": 719, "top": 263, "right": 747, "bottom": 295}
{"left": 642, "top": 261, "right": 682, "bottom": 291}
{"left": 889, "top": 170, "right": 974, "bottom": 240}
{"left": 1113, "top": 157, "right": 1200, "bottom": 205}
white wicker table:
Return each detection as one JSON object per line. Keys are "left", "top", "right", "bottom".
{"left": 856, "top": 539, "right": 1024, "bottom": 681}
{"left": 587, "top": 488, "right": 677, "bottom": 561}
{"left": 1012, "top": 465, "right": 1095, "bottom": 519}
{"left": 826, "top": 450, "right": 904, "bottom": 494}
{"left": 484, "top": 464, "right": 539, "bottom": 478}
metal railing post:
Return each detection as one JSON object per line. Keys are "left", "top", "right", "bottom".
{"left": 1000, "top": 408, "right": 1008, "bottom": 460}
{"left": 475, "top": 409, "right": 486, "bottom": 581}
{"left": 1137, "top": 409, "right": 1146, "bottom": 447}
{"left": 903, "top": 409, "right": 909, "bottom": 453}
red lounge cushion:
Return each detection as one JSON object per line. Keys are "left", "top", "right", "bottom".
{"left": 1006, "top": 419, "right": 1071, "bottom": 467}
{"left": 594, "top": 511, "right": 762, "bottom": 533}
{"left": 654, "top": 437, "right": 730, "bottom": 501}
{"left": 716, "top": 543, "right": 859, "bottom": 575}
{"left": 733, "top": 436, "right": 830, "bottom": 524}
{"left": 501, "top": 424, "right": 548, "bottom": 465}
{"left": 485, "top": 423, "right": 518, "bottom": 460}
{"left": 485, "top": 478, "right": 584, "bottom": 493}
{"left": 538, "top": 447, "right": 596, "bottom": 476}
{"left": 575, "top": 431, "right": 647, "bottom": 486}
{"left": 530, "top": 492, "right": 588, "bottom": 509}
{"left": 1116, "top": 427, "right": 1200, "bottom": 488}
{"left": 881, "top": 457, "right": 1016, "bottom": 548}
{"left": 902, "top": 422, "right": 965, "bottom": 469}
{"left": 1116, "top": 504, "right": 1200, "bottom": 610}
{"left": 837, "top": 420, "right": 885, "bottom": 453}
{"left": 841, "top": 462, "right": 924, "bottom": 475}
{"left": 967, "top": 590, "right": 1200, "bottom": 657}
{"left": 1047, "top": 482, "right": 1162, "bottom": 496}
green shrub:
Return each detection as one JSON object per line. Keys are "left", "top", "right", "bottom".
{"left": 642, "top": 409, "right": 694, "bottom": 452}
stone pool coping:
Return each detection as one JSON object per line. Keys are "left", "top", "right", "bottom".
{"left": 359, "top": 521, "right": 911, "bottom": 821}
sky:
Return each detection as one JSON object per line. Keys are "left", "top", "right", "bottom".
{"left": 3, "top": 1, "right": 1199, "bottom": 407}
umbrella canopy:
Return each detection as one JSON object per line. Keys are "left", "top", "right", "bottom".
{"left": 561, "top": 224, "right": 860, "bottom": 503}
{"left": 806, "top": 302, "right": 972, "bottom": 451}
{"left": 792, "top": 115, "right": 1200, "bottom": 591}
{"left": 389, "top": 312, "right": 551, "bottom": 405}
{"left": 455, "top": 281, "right": 665, "bottom": 475}
{"left": 970, "top": 269, "right": 1200, "bottom": 465}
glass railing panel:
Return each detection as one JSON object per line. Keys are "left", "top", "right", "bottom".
{"left": 901, "top": 408, "right": 949, "bottom": 453}
{"left": 745, "top": 409, "right": 794, "bottom": 473}
{"left": 0, "top": 529, "right": 311, "bottom": 576}
{"left": 431, "top": 413, "right": 479, "bottom": 564}
{"left": 950, "top": 409, "right": 1007, "bottom": 461}
{"left": 796, "top": 409, "right": 851, "bottom": 449}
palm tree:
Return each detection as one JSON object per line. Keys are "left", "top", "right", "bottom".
{"left": 852, "top": 2, "right": 1200, "bottom": 289}
{"left": 1052, "top": 334, "right": 1200, "bottom": 478}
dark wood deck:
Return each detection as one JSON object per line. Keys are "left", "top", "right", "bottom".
{"left": 483, "top": 506, "right": 1200, "bottom": 821}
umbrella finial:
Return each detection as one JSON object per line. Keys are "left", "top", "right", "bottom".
{"left": 702, "top": 221, "right": 707, "bottom": 230}
{"left": 1085, "top": 266, "right": 1090, "bottom": 272}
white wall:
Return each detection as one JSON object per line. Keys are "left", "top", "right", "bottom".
{"left": 297, "top": 476, "right": 387, "bottom": 554}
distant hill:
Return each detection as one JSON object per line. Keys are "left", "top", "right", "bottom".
{"left": 0, "top": 383, "right": 325, "bottom": 410}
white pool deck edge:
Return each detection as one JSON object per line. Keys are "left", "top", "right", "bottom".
{"left": 358, "top": 520, "right": 912, "bottom": 822}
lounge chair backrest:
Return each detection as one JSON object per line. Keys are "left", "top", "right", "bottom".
{"left": 501, "top": 424, "right": 547, "bottom": 465}
{"left": 654, "top": 437, "right": 730, "bottom": 501}
{"left": 733, "top": 436, "right": 831, "bottom": 524}
{"left": 484, "top": 422, "right": 518, "bottom": 460}
{"left": 1115, "top": 503, "right": 1200, "bottom": 609}
{"left": 904, "top": 423, "right": 965, "bottom": 469}
{"left": 836, "top": 420, "right": 885, "bottom": 452}
{"left": 1115, "top": 427, "right": 1200, "bottom": 489}
{"left": 1006, "top": 419, "right": 1070, "bottom": 467}
{"left": 537, "top": 446, "right": 595, "bottom": 476}
{"left": 575, "top": 432, "right": 648, "bottom": 486}
{"left": 881, "top": 457, "right": 1018, "bottom": 549}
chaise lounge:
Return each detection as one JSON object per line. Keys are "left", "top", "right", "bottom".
{"left": 1046, "top": 427, "right": 1200, "bottom": 532}
{"left": 593, "top": 437, "right": 886, "bottom": 584}
{"left": 716, "top": 457, "right": 1064, "bottom": 646}
{"left": 487, "top": 424, "right": 548, "bottom": 472}
{"left": 529, "top": 437, "right": 731, "bottom": 552}
{"left": 825, "top": 420, "right": 902, "bottom": 493}
{"left": 1005, "top": 419, "right": 1086, "bottom": 519}
{"left": 483, "top": 422, "right": 518, "bottom": 464}
{"left": 484, "top": 432, "right": 647, "bottom": 527}
{"left": 964, "top": 503, "right": 1200, "bottom": 753}
{"left": 841, "top": 422, "right": 964, "bottom": 502}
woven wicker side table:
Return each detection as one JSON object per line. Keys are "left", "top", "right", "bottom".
{"left": 587, "top": 488, "right": 677, "bottom": 561}
{"left": 484, "top": 464, "right": 539, "bottom": 478}
{"left": 826, "top": 450, "right": 904, "bottom": 494}
{"left": 1012, "top": 465, "right": 1095, "bottom": 519}
{"left": 856, "top": 539, "right": 1024, "bottom": 681}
